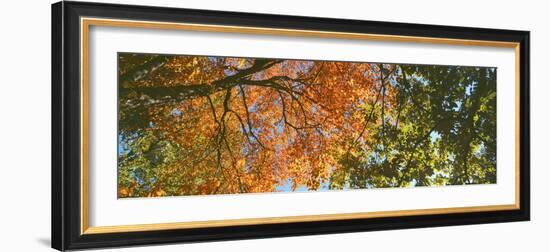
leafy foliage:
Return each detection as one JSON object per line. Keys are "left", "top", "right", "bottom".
{"left": 117, "top": 53, "right": 496, "bottom": 197}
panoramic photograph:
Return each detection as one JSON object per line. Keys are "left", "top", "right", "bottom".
{"left": 117, "top": 53, "right": 497, "bottom": 198}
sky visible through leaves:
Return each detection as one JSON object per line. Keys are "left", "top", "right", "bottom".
{"left": 117, "top": 53, "right": 497, "bottom": 198}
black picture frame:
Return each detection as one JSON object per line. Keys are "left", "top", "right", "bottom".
{"left": 52, "top": 1, "right": 530, "bottom": 250}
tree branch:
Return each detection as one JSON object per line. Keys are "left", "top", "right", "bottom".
{"left": 120, "top": 56, "right": 170, "bottom": 88}
{"left": 237, "top": 84, "right": 267, "bottom": 149}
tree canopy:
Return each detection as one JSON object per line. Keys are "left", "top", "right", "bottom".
{"left": 117, "top": 53, "right": 497, "bottom": 198}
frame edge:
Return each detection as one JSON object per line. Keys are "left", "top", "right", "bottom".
{"left": 51, "top": 1, "right": 64, "bottom": 251}
{"left": 519, "top": 31, "right": 531, "bottom": 222}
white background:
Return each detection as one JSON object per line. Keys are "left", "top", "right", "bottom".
{"left": 0, "top": 0, "right": 547, "bottom": 251}
{"left": 89, "top": 24, "right": 516, "bottom": 227}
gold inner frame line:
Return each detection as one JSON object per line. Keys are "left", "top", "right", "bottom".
{"left": 80, "top": 17, "right": 521, "bottom": 235}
